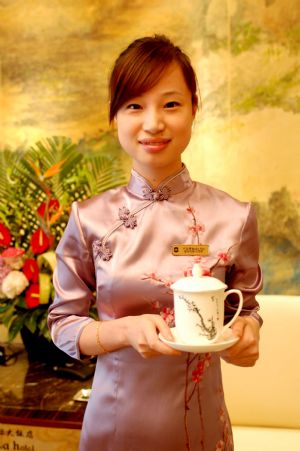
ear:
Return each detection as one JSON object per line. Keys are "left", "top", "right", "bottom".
{"left": 192, "top": 95, "right": 198, "bottom": 117}
{"left": 112, "top": 116, "right": 118, "bottom": 130}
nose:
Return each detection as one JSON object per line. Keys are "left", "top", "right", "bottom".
{"left": 142, "top": 108, "right": 165, "bottom": 134}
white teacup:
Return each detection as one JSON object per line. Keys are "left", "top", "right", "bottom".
{"left": 171, "top": 264, "right": 243, "bottom": 345}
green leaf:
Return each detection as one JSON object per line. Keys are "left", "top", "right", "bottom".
{"left": 38, "top": 315, "right": 51, "bottom": 340}
{"left": 8, "top": 316, "right": 25, "bottom": 342}
{"left": 24, "top": 308, "right": 43, "bottom": 333}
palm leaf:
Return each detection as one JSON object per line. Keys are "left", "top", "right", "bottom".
{"left": 6, "top": 137, "right": 82, "bottom": 206}
{"left": 83, "top": 153, "right": 126, "bottom": 197}
{"left": 0, "top": 149, "right": 23, "bottom": 207}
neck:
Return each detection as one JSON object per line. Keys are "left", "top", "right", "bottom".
{"left": 132, "top": 162, "right": 183, "bottom": 189}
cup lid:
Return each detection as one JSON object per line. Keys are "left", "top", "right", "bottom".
{"left": 171, "top": 263, "right": 227, "bottom": 292}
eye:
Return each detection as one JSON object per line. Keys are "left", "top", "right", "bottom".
{"left": 126, "top": 103, "right": 141, "bottom": 110}
{"left": 165, "top": 101, "right": 180, "bottom": 109}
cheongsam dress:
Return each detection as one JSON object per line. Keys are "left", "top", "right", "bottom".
{"left": 48, "top": 165, "right": 262, "bottom": 451}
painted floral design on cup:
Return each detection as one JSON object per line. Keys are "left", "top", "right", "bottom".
{"left": 179, "top": 294, "right": 217, "bottom": 341}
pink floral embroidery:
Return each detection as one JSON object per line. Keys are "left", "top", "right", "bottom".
{"left": 217, "top": 250, "right": 231, "bottom": 265}
{"left": 186, "top": 204, "right": 205, "bottom": 245}
{"left": 189, "top": 224, "right": 205, "bottom": 235}
{"left": 184, "top": 353, "right": 212, "bottom": 450}
{"left": 142, "top": 272, "right": 175, "bottom": 327}
{"left": 191, "top": 353, "right": 211, "bottom": 383}
{"left": 219, "top": 407, "right": 227, "bottom": 423}
{"left": 216, "top": 440, "right": 225, "bottom": 450}
{"left": 186, "top": 206, "right": 195, "bottom": 214}
{"left": 183, "top": 266, "right": 193, "bottom": 277}
{"left": 201, "top": 266, "right": 211, "bottom": 276}
{"left": 160, "top": 306, "right": 175, "bottom": 327}
{"left": 216, "top": 406, "right": 234, "bottom": 450}
{"left": 142, "top": 272, "right": 173, "bottom": 293}
{"left": 148, "top": 299, "right": 175, "bottom": 327}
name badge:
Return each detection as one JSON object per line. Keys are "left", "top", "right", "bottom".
{"left": 172, "top": 244, "right": 209, "bottom": 257}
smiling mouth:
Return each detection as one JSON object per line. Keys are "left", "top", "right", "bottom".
{"left": 138, "top": 138, "right": 171, "bottom": 153}
{"left": 138, "top": 138, "right": 171, "bottom": 145}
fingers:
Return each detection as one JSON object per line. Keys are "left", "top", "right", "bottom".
{"left": 220, "top": 317, "right": 260, "bottom": 367}
{"left": 222, "top": 348, "right": 259, "bottom": 367}
{"left": 139, "top": 343, "right": 180, "bottom": 359}
{"left": 230, "top": 317, "right": 247, "bottom": 338}
{"left": 141, "top": 316, "right": 181, "bottom": 358}
{"left": 125, "top": 314, "right": 181, "bottom": 359}
{"left": 154, "top": 315, "right": 175, "bottom": 342}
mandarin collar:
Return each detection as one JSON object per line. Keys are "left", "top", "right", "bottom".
{"left": 127, "top": 165, "right": 193, "bottom": 201}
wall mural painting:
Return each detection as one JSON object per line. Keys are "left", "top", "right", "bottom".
{"left": 1, "top": 0, "right": 299, "bottom": 294}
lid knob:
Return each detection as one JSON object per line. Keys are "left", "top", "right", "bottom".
{"left": 192, "top": 263, "right": 203, "bottom": 278}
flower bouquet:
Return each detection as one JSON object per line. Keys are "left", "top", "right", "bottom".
{"left": 0, "top": 135, "right": 126, "bottom": 343}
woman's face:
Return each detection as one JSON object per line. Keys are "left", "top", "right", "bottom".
{"left": 115, "top": 62, "right": 197, "bottom": 184}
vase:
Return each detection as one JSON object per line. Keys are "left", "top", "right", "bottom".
{"left": 20, "top": 326, "right": 74, "bottom": 365}
{"left": 20, "top": 326, "right": 96, "bottom": 380}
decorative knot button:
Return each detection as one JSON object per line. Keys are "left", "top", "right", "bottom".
{"left": 142, "top": 185, "right": 171, "bottom": 201}
{"left": 92, "top": 239, "right": 112, "bottom": 261}
{"left": 118, "top": 206, "right": 137, "bottom": 229}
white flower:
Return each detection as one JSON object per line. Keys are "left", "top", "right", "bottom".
{"left": 1, "top": 271, "right": 29, "bottom": 299}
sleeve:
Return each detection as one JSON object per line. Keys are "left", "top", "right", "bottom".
{"left": 225, "top": 203, "right": 263, "bottom": 326}
{"left": 48, "top": 202, "right": 96, "bottom": 360}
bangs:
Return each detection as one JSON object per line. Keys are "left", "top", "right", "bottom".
{"left": 120, "top": 56, "right": 172, "bottom": 103}
{"left": 109, "top": 48, "right": 174, "bottom": 122}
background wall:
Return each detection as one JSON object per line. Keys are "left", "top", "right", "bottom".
{"left": 1, "top": 0, "right": 299, "bottom": 293}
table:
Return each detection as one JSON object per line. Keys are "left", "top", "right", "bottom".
{"left": 0, "top": 344, "right": 94, "bottom": 450}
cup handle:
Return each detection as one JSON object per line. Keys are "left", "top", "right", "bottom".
{"left": 222, "top": 289, "right": 243, "bottom": 333}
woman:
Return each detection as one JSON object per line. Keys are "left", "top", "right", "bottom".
{"left": 48, "top": 35, "right": 263, "bottom": 451}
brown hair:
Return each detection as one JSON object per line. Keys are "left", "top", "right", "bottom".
{"left": 108, "top": 35, "right": 198, "bottom": 123}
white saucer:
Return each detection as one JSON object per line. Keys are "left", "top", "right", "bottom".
{"left": 159, "top": 327, "right": 239, "bottom": 353}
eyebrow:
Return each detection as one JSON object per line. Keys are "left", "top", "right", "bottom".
{"left": 161, "top": 90, "right": 185, "bottom": 97}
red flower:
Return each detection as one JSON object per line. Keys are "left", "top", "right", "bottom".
{"left": 0, "top": 223, "right": 11, "bottom": 247}
{"left": 25, "top": 284, "right": 40, "bottom": 308}
{"left": 30, "top": 228, "right": 53, "bottom": 254}
{"left": 1, "top": 247, "right": 25, "bottom": 258}
{"left": 23, "top": 259, "right": 39, "bottom": 283}
{"left": 37, "top": 198, "right": 60, "bottom": 219}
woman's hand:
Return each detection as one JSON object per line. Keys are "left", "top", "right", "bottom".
{"left": 122, "top": 314, "right": 181, "bottom": 358}
{"left": 219, "top": 316, "right": 260, "bottom": 367}
{"left": 79, "top": 314, "right": 181, "bottom": 358}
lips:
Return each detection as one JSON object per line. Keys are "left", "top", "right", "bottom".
{"left": 138, "top": 138, "right": 171, "bottom": 153}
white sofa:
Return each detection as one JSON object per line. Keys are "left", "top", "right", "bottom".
{"left": 222, "top": 295, "right": 300, "bottom": 450}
